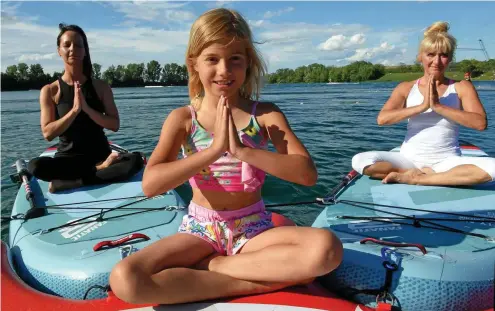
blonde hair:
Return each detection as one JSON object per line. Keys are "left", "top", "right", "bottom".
{"left": 185, "top": 8, "right": 267, "bottom": 104}
{"left": 417, "top": 21, "right": 457, "bottom": 62}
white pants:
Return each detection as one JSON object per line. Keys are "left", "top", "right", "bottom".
{"left": 352, "top": 151, "right": 495, "bottom": 181}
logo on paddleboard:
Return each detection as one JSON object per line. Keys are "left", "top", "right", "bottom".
{"left": 59, "top": 217, "right": 108, "bottom": 241}
{"left": 348, "top": 221, "right": 402, "bottom": 233}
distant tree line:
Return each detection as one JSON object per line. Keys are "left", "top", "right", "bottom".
{"left": 267, "top": 59, "right": 495, "bottom": 83}
{"left": 266, "top": 62, "right": 387, "bottom": 84}
{"left": 1, "top": 60, "right": 188, "bottom": 91}
{"left": 449, "top": 59, "right": 495, "bottom": 78}
{"left": 2, "top": 59, "right": 494, "bottom": 91}
{"left": 388, "top": 59, "right": 495, "bottom": 78}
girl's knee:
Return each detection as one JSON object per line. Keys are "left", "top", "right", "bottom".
{"left": 305, "top": 229, "right": 343, "bottom": 276}
{"left": 109, "top": 261, "right": 144, "bottom": 304}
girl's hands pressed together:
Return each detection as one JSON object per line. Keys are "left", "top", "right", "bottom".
{"left": 210, "top": 95, "right": 229, "bottom": 156}
{"left": 226, "top": 99, "right": 245, "bottom": 158}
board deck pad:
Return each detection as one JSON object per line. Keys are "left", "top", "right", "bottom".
{"left": 9, "top": 145, "right": 187, "bottom": 299}
{"left": 312, "top": 144, "right": 495, "bottom": 311}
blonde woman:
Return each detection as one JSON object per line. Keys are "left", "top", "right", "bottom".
{"left": 109, "top": 8, "right": 342, "bottom": 305}
{"left": 352, "top": 21, "right": 495, "bottom": 186}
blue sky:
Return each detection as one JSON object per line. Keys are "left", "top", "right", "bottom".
{"left": 2, "top": 1, "right": 494, "bottom": 75}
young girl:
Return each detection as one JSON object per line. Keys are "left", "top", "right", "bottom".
{"left": 109, "top": 8, "right": 343, "bottom": 305}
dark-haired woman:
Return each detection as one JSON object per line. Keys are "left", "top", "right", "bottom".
{"left": 28, "top": 24, "right": 143, "bottom": 193}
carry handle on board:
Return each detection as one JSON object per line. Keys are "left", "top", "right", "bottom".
{"left": 13, "top": 159, "right": 44, "bottom": 220}
{"left": 93, "top": 233, "right": 150, "bottom": 251}
{"left": 360, "top": 237, "right": 427, "bottom": 255}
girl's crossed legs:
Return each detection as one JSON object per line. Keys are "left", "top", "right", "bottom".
{"left": 109, "top": 204, "right": 343, "bottom": 305}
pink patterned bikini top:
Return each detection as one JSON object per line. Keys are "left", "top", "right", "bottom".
{"left": 182, "top": 102, "right": 268, "bottom": 192}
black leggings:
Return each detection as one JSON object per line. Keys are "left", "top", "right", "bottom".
{"left": 28, "top": 152, "right": 144, "bottom": 185}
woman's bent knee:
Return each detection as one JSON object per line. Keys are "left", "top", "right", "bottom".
{"left": 27, "top": 157, "right": 52, "bottom": 181}
{"left": 479, "top": 158, "right": 495, "bottom": 182}
{"left": 109, "top": 261, "right": 145, "bottom": 304}
{"left": 28, "top": 158, "right": 42, "bottom": 178}
{"left": 306, "top": 229, "right": 343, "bottom": 276}
{"left": 352, "top": 152, "right": 377, "bottom": 175}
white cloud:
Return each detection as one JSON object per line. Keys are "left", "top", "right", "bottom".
{"left": 1, "top": 2, "right": 418, "bottom": 74}
{"left": 318, "top": 33, "right": 366, "bottom": 51}
{"left": 350, "top": 34, "right": 366, "bottom": 44}
{"left": 251, "top": 20, "right": 415, "bottom": 70}
{"left": 253, "top": 22, "right": 370, "bottom": 69}
{"left": 1, "top": 2, "right": 21, "bottom": 16}
{"left": 109, "top": 2, "right": 195, "bottom": 24}
{"left": 249, "top": 20, "right": 265, "bottom": 28}
{"left": 258, "top": 23, "right": 370, "bottom": 45}
{"left": 1, "top": 2, "right": 21, "bottom": 24}
{"left": 1, "top": 19, "right": 189, "bottom": 74}
{"left": 345, "top": 42, "right": 403, "bottom": 62}
{"left": 17, "top": 53, "right": 57, "bottom": 62}
{"left": 263, "top": 7, "right": 294, "bottom": 19}
{"left": 207, "top": 0, "right": 236, "bottom": 8}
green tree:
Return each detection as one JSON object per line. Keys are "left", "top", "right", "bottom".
{"left": 102, "top": 65, "right": 116, "bottom": 85}
{"left": 92, "top": 63, "right": 102, "bottom": 79}
{"left": 161, "top": 63, "right": 171, "bottom": 83}
{"left": 5, "top": 65, "right": 18, "bottom": 79}
{"left": 115, "top": 65, "right": 125, "bottom": 83}
{"left": 28, "top": 64, "right": 45, "bottom": 81}
{"left": 52, "top": 71, "right": 63, "bottom": 80}
{"left": 145, "top": 60, "right": 162, "bottom": 83}
{"left": 17, "top": 63, "right": 29, "bottom": 81}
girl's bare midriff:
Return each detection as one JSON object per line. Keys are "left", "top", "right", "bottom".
{"left": 191, "top": 187, "right": 262, "bottom": 210}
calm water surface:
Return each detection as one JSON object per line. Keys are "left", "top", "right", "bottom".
{"left": 2, "top": 82, "right": 495, "bottom": 241}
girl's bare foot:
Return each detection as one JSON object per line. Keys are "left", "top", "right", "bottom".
{"left": 49, "top": 179, "right": 83, "bottom": 193}
{"left": 194, "top": 252, "right": 223, "bottom": 270}
{"left": 195, "top": 253, "right": 314, "bottom": 286}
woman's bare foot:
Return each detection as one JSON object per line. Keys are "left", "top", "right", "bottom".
{"left": 420, "top": 167, "right": 435, "bottom": 174}
{"left": 382, "top": 168, "right": 425, "bottom": 185}
{"left": 382, "top": 172, "right": 415, "bottom": 184}
{"left": 49, "top": 179, "right": 83, "bottom": 193}
{"left": 97, "top": 152, "right": 120, "bottom": 171}
{"left": 405, "top": 168, "right": 425, "bottom": 177}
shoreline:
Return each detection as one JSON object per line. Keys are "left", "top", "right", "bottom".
{"left": 2, "top": 73, "right": 494, "bottom": 92}
{"left": 370, "top": 72, "right": 495, "bottom": 82}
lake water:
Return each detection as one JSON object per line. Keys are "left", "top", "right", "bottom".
{"left": 2, "top": 82, "right": 495, "bottom": 241}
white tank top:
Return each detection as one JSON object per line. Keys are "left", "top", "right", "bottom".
{"left": 400, "top": 79, "right": 461, "bottom": 165}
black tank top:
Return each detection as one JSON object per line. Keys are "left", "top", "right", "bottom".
{"left": 55, "top": 78, "right": 111, "bottom": 162}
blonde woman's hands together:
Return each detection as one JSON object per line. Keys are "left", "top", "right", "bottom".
{"left": 420, "top": 75, "right": 433, "bottom": 112}
{"left": 210, "top": 95, "right": 229, "bottom": 155}
{"left": 429, "top": 76, "right": 440, "bottom": 111}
